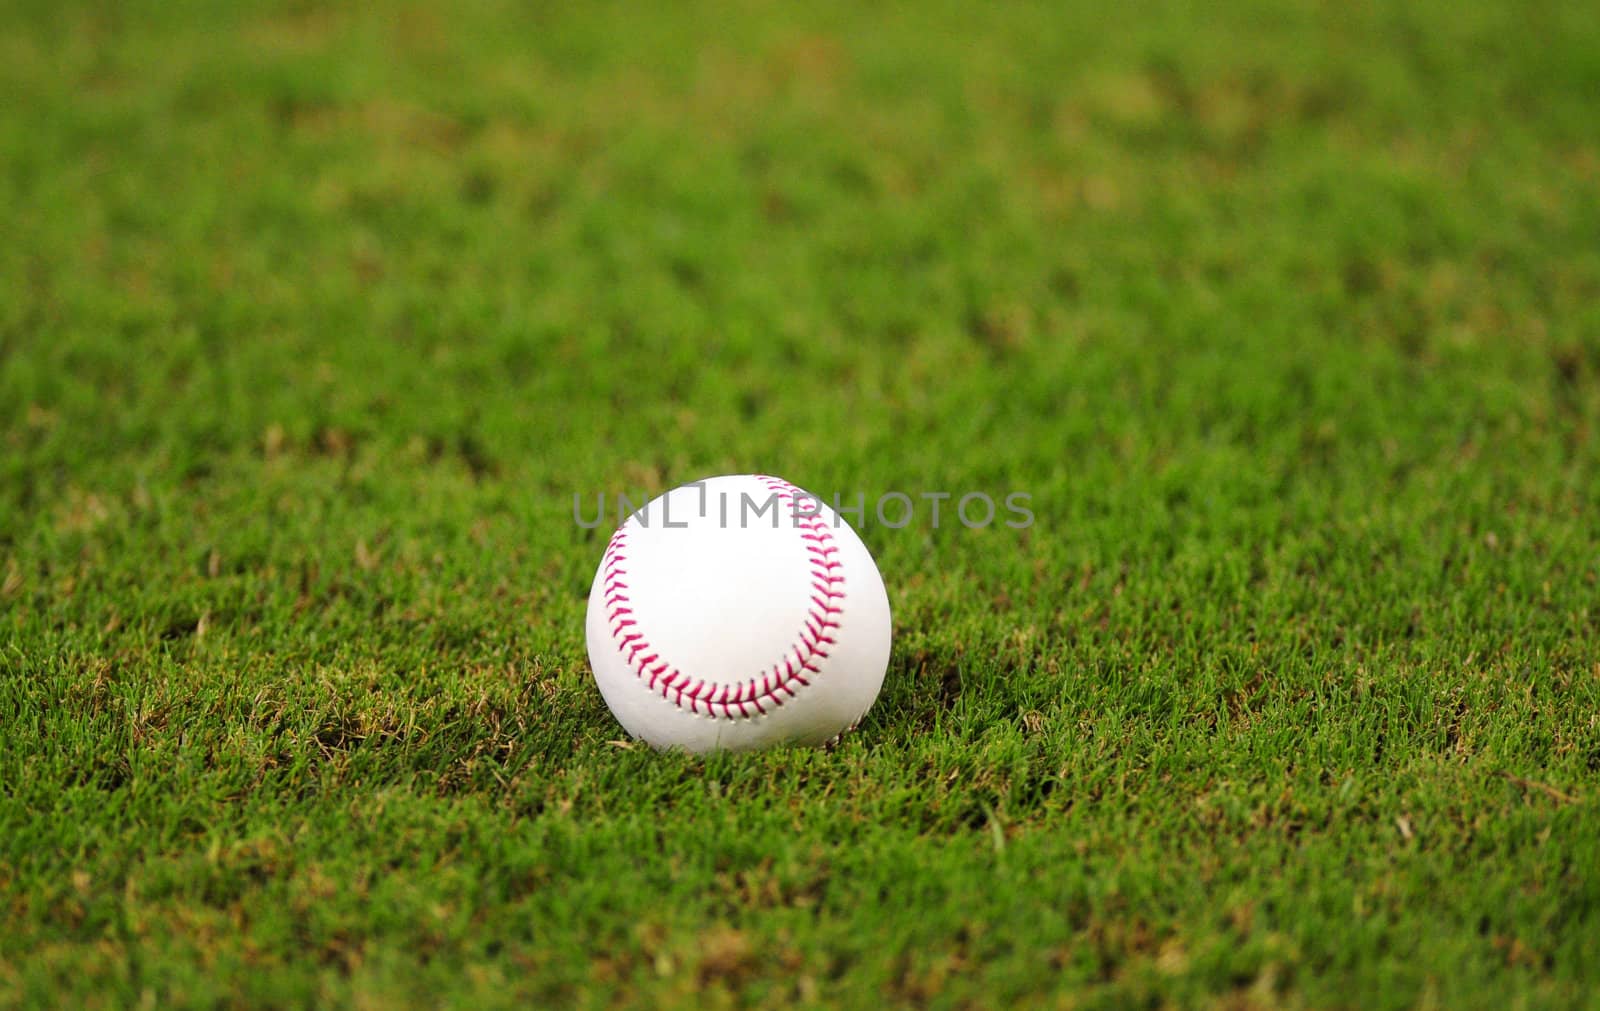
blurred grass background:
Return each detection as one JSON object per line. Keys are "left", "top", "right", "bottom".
{"left": 3, "top": 1, "right": 1599, "bottom": 1006}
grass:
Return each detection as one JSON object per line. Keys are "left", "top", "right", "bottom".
{"left": 3, "top": 0, "right": 1599, "bottom": 1006}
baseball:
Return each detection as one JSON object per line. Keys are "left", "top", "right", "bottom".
{"left": 585, "top": 474, "right": 892, "bottom": 753}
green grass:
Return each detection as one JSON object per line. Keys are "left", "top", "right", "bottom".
{"left": 3, "top": 0, "right": 1600, "bottom": 1006}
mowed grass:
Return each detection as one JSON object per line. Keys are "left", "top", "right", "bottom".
{"left": 3, "top": 0, "right": 1600, "bottom": 1006}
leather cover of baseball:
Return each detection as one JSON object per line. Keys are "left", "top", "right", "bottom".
{"left": 585, "top": 474, "right": 892, "bottom": 752}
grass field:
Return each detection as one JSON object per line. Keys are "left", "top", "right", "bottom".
{"left": 4, "top": 0, "right": 1600, "bottom": 1006}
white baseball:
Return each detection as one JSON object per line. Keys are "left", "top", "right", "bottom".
{"left": 585, "top": 474, "right": 892, "bottom": 753}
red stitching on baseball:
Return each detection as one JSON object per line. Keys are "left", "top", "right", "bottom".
{"left": 600, "top": 476, "right": 847, "bottom": 722}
